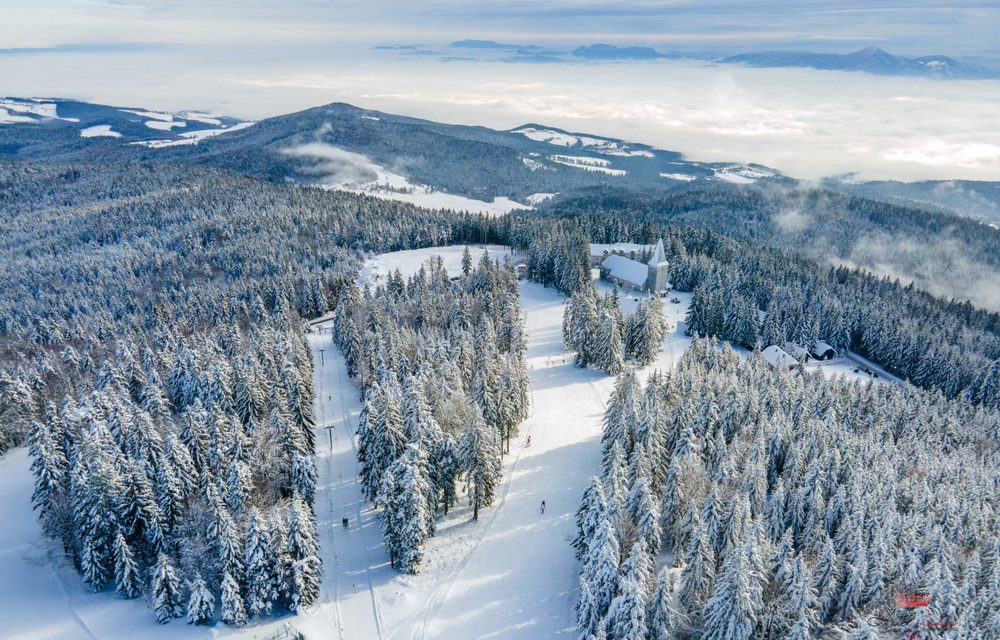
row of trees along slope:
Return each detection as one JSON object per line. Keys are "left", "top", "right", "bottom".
{"left": 331, "top": 250, "right": 529, "bottom": 573}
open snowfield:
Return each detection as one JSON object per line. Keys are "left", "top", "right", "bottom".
{"left": 286, "top": 142, "right": 533, "bottom": 216}
{"left": 358, "top": 244, "right": 514, "bottom": 287}
{"left": 80, "top": 125, "right": 121, "bottom": 138}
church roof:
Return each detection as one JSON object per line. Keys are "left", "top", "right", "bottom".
{"left": 602, "top": 254, "right": 649, "bottom": 287}
{"left": 648, "top": 239, "right": 667, "bottom": 267}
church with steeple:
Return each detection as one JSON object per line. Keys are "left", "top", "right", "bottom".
{"left": 595, "top": 239, "right": 671, "bottom": 294}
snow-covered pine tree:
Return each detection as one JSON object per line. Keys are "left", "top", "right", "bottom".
{"left": 603, "top": 566, "right": 647, "bottom": 640}
{"left": 647, "top": 569, "right": 676, "bottom": 640}
{"left": 151, "top": 552, "right": 184, "bottom": 624}
{"left": 575, "top": 477, "right": 608, "bottom": 560}
{"left": 595, "top": 308, "right": 624, "bottom": 375}
{"left": 113, "top": 530, "right": 142, "bottom": 599}
{"left": 700, "top": 544, "right": 761, "bottom": 640}
{"left": 220, "top": 571, "right": 247, "bottom": 627}
{"left": 677, "top": 522, "right": 716, "bottom": 616}
{"left": 460, "top": 404, "right": 502, "bottom": 521}
{"left": 379, "top": 444, "right": 433, "bottom": 573}
{"left": 186, "top": 573, "right": 215, "bottom": 624}
{"left": 577, "top": 514, "right": 620, "bottom": 638}
{"left": 243, "top": 508, "right": 278, "bottom": 618}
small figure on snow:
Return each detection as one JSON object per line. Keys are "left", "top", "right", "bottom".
{"left": 342, "top": 517, "right": 349, "bottom": 528}
{"left": 540, "top": 501, "right": 546, "bottom": 514}
{"left": 526, "top": 435, "right": 532, "bottom": 447}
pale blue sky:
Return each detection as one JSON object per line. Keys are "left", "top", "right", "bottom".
{"left": 4, "top": 0, "right": 999, "bottom": 55}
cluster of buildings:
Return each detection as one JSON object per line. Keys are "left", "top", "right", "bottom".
{"left": 762, "top": 340, "right": 838, "bottom": 371}
{"left": 589, "top": 240, "right": 838, "bottom": 373}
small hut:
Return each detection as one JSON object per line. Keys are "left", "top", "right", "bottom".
{"left": 762, "top": 345, "right": 799, "bottom": 371}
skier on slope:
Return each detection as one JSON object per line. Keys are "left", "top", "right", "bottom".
{"left": 540, "top": 501, "right": 546, "bottom": 514}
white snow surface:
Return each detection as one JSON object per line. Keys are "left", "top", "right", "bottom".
{"left": 526, "top": 192, "right": 557, "bottom": 205}
{"left": 713, "top": 164, "right": 778, "bottom": 184}
{"left": 548, "top": 155, "right": 626, "bottom": 176}
{"left": 660, "top": 172, "right": 697, "bottom": 181}
{"left": 286, "top": 143, "right": 531, "bottom": 215}
{"left": 512, "top": 127, "right": 653, "bottom": 158}
{"left": 79, "top": 125, "right": 121, "bottom": 138}
{"left": 0, "top": 98, "right": 79, "bottom": 124}
{"left": 358, "top": 244, "right": 513, "bottom": 286}
{"left": 132, "top": 121, "right": 256, "bottom": 148}
{"left": 144, "top": 120, "right": 187, "bottom": 131}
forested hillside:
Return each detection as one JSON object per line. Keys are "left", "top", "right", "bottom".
{"left": 574, "top": 341, "right": 1000, "bottom": 638}
{"left": 0, "top": 159, "right": 507, "bottom": 624}
{"left": 511, "top": 213, "right": 1000, "bottom": 409}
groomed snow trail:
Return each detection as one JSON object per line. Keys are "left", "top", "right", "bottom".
{"left": 409, "top": 281, "right": 612, "bottom": 639}
{"left": 301, "top": 325, "right": 390, "bottom": 640}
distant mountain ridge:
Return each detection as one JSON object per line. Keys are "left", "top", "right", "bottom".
{"left": 720, "top": 47, "right": 998, "bottom": 79}
{"left": 2, "top": 97, "right": 998, "bottom": 223}
{"left": 413, "top": 41, "right": 1000, "bottom": 79}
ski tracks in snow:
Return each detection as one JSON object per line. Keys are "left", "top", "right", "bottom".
{"left": 405, "top": 381, "right": 539, "bottom": 640}
{"left": 311, "top": 326, "right": 384, "bottom": 640}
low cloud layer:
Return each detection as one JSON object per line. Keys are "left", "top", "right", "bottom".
{"left": 840, "top": 231, "right": 1000, "bottom": 311}
{"left": 4, "top": 48, "right": 999, "bottom": 182}
{"left": 281, "top": 142, "right": 378, "bottom": 188}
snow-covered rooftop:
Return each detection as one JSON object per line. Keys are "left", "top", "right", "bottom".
{"left": 602, "top": 254, "right": 648, "bottom": 287}
{"left": 648, "top": 238, "right": 667, "bottom": 267}
{"left": 762, "top": 345, "right": 799, "bottom": 369}
{"left": 589, "top": 242, "right": 650, "bottom": 257}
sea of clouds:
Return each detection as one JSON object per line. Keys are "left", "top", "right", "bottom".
{"left": 4, "top": 43, "right": 998, "bottom": 183}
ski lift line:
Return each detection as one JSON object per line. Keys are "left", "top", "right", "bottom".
{"left": 316, "top": 358, "right": 347, "bottom": 640}
{"left": 334, "top": 358, "right": 387, "bottom": 640}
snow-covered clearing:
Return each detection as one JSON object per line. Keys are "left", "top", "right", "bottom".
{"left": 549, "top": 155, "right": 626, "bottom": 176}
{"left": 132, "top": 122, "right": 256, "bottom": 148}
{"left": 144, "top": 120, "right": 186, "bottom": 131}
{"left": 526, "top": 192, "right": 557, "bottom": 205}
{"left": 80, "top": 125, "right": 121, "bottom": 138}
{"left": 358, "top": 244, "right": 513, "bottom": 286}
{"left": 361, "top": 191, "right": 531, "bottom": 216}
{"left": 0, "top": 98, "right": 79, "bottom": 124}
{"left": 712, "top": 164, "right": 778, "bottom": 184}
{"left": 660, "top": 172, "right": 697, "bottom": 181}
{"left": 284, "top": 143, "right": 532, "bottom": 215}
{"left": 511, "top": 127, "right": 653, "bottom": 158}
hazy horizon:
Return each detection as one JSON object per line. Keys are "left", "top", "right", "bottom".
{"left": 3, "top": 1, "right": 1000, "bottom": 182}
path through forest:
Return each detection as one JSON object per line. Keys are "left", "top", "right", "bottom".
{"left": 302, "top": 322, "right": 389, "bottom": 640}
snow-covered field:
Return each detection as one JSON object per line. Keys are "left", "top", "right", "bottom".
{"left": 358, "top": 244, "right": 514, "bottom": 287}
{"left": 132, "top": 121, "right": 256, "bottom": 148}
{"left": 0, "top": 98, "right": 79, "bottom": 124}
{"left": 79, "top": 125, "right": 121, "bottom": 138}
{"left": 712, "top": 164, "right": 778, "bottom": 184}
{"left": 512, "top": 127, "right": 654, "bottom": 158}
{"left": 659, "top": 172, "right": 697, "bottom": 181}
{"left": 286, "top": 143, "right": 534, "bottom": 215}
{"left": 548, "top": 155, "right": 627, "bottom": 176}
